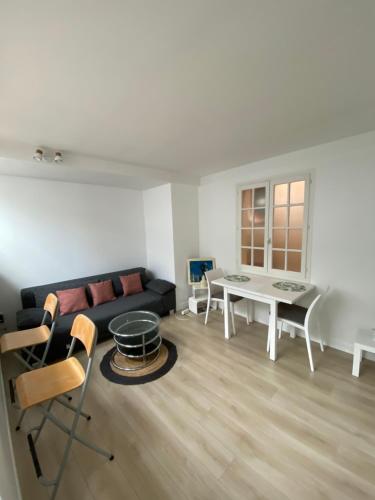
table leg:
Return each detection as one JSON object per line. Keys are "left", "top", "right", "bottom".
{"left": 246, "top": 300, "right": 254, "bottom": 324}
{"left": 352, "top": 344, "right": 361, "bottom": 377}
{"left": 223, "top": 288, "right": 230, "bottom": 340}
{"left": 268, "top": 301, "right": 277, "bottom": 361}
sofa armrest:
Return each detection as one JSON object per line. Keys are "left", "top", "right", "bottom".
{"left": 145, "top": 279, "right": 176, "bottom": 295}
{"left": 16, "top": 308, "right": 50, "bottom": 330}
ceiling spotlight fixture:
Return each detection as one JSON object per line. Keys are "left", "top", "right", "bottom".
{"left": 54, "top": 151, "right": 63, "bottom": 163}
{"left": 33, "top": 148, "right": 43, "bottom": 161}
{"left": 32, "top": 148, "right": 63, "bottom": 163}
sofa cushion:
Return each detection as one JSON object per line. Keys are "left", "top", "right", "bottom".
{"left": 146, "top": 279, "right": 176, "bottom": 295}
{"left": 16, "top": 308, "right": 50, "bottom": 330}
{"left": 21, "top": 267, "right": 149, "bottom": 308}
{"left": 54, "top": 291, "right": 164, "bottom": 338}
{"left": 88, "top": 280, "right": 116, "bottom": 306}
{"left": 120, "top": 273, "right": 143, "bottom": 296}
{"left": 56, "top": 287, "right": 90, "bottom": 316}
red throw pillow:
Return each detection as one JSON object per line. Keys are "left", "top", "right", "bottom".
{"left": 120, "top": 273, "right": 143, "bottom": 296}
{"left": 56, "top": 287, "right": 89, "bottom": 316}
{"left": 88, "top": 280, "right": 116, "bottom": 306}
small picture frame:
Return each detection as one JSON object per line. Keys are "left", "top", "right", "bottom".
{"left": 187, "top": 258, "right": 216, "bottom": 286}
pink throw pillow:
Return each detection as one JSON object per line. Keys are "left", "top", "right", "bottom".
{"left": 88, "top": 280, "right": 116, "bottom": 306}
{"left": 120, "top": 273, "right": 143, "bottom": 296}
{"left": 56, "top": 287, "right": 89, "bottom": 316}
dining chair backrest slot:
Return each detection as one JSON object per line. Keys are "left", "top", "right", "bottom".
{"left": 70, "top": 314, "right": 97, "bottom": 358}
{"left": 205, "top": 268, "right": 225, "bottom": 297}
{"left": 43, "top": 293, "right": 59, "bottom": 322}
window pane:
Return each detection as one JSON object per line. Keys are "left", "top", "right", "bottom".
{"left": 241, "top": 229, "right": 251, "bottom": 247}
{"left": 272, "top": 251, "right": 285, "bottom": 270}
{"left": 287, "top": 251, "right": 301, "bottom": 272}
{"left": 273, "top": 207, "right": 287, "bottom": 227}
{"left": 241, "top": 209, "right": 253, "bottom": 227}
{"left": 290, "top": 181, "right": 305, "bottom": 204}
{"left": 241, "top": 248, "right": 251, "bottom": 266}
{"left": 272, "top": 229, "right": 286, "bottom": 248}
{"left": 253, "top": 229, "right": 264, "bottom": 247}
{"left": 254, "top": 249, "right": 264, "bottom": 267}
{"left": 274, "top": 183, "right": 288, "bottom": 205}
{"left": 242, "top": 189, "right": 252, "bottom": 209}
{"left": 289, "top": 206, "right": 304, "bottom": 227}
{"left": 254, "top": 209, "right": 265, "bottom": 227}
{"left": 254, "top": 187, "right": 266, "bottom": 208}
{"left": 288, "top": 229, "right": 302, "bottom": 250}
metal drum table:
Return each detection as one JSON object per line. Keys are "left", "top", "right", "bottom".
{"left": 108, "top": 311, "right": 162, "bottom": 371}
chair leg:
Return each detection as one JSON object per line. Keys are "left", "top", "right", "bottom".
{"left": 204, "top": 297, "right": 211, "bottom": 325}
{"left": 35, "top": 399, "right": 54, "bottom": 443}
{"left": 319, "top": 338, "right": 325, "bottom": 352}
{"left": 289, "top": 326, "right": 296, "bottom": 339}
{"left": 15, "top": 409, "right": 26, "bottom": 431}
{"left": 304, "top": 327, "right": 315, "bottom": 372}
{"left": 278, "top": 321, "right": 283, "bottom": 339}
{"left": 230, "top": 303, "right": 236, "bottom": 335}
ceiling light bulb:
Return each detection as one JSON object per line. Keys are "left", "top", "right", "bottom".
{"left": 33, "top": 149, "right": 43, "bottom": 161}
{"left": 54, "top": 151, "right": 63, "bottom": 163}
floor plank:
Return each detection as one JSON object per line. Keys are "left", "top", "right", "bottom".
{"left": 4, "top": 311, "right": 375, "bottom": 500}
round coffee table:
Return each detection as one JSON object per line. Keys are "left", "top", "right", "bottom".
{"left": 108, "top": 311, "right": 161, "bottom": 371}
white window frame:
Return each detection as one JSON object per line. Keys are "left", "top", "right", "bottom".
{"left": 237, "top": 181, "right": 269, "bottom": 273}
{"left": 237, "top": 173, "right": 311, "bottom": 281}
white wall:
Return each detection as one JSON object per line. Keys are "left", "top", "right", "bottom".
{"left": 143, "top": 183, "right": 199, "bottom": 310}
{"left": 143, "top": 184, "right": 175, "bottom": 283}
{"left": 171, "top": 184, "right": 199, "bottom": 309}
{"left": 199, "top": 131, "right": 375, "bottom": 353}
{"left": 0, "top": 175, "right": 147, "bottom": 329}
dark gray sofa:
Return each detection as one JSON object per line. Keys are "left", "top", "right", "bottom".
{"left": 17, "top": 267, "right": 176, "bottom": 361}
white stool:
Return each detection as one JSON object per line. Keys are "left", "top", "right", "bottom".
{"left": 352, "top": 329, "right": 375, "bottom": 377}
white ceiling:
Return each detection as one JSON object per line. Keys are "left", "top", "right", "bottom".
{"left": 1, "top": 0, "right": 375, "bottom": 178}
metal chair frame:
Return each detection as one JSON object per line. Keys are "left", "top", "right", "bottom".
{"left": 3, "top": 294, "right": 88, "bottom": 431}
{"left": 17, "top": 315, "right": 114, "bottom": 500}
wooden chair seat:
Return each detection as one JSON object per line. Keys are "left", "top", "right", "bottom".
{"left": 0, "top": 325, "right": 50, "bottom": 354}
{"left": 16, "top": 358, "right": 85, "bottom": 410}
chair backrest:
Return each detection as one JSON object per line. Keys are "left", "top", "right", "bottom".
{"left": 43, "top": 293, "right": 59, "bottom": 322}
{"left": 304, "top": 294, "right": 322, "bottom": 331}
{"left": 205, "top": 268, "right": 225, "bottom": 296}
{"left": 70, "top": 314, "right": 97, "bottom": 358}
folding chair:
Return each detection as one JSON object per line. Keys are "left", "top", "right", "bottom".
{"left": 1, "top": 293, "right": 59, "bottom": 371}
{"left": 1, "top": 293, "right": 89, "bottom": 430}
{"left": 15, "top": 314, "right": 114, "bottom": 500}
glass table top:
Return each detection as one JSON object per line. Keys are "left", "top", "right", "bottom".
{"left": 109, "top": 310, "right": 160, "bottom": 337}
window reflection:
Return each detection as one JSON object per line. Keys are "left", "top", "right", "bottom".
{"left": 287, "top": 252, "right": 301, "bottom": 272}
{"left": 241, "top": 248, "right": 251, "bottom": 265}
{"left": 290, "top": 181, "right": 305, "bottom": 205}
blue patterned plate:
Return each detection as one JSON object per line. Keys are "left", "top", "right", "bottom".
{"left": 273, "top": 281, "right": 306, "bottom": 292}
{"left": 225, "top": 275, "right": 250, "bottom": 282}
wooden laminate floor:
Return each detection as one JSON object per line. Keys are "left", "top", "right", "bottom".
{"left": 4, "top": 312, "right": 375, "bottom": 500}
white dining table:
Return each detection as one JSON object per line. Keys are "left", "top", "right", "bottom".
{"left": 212, "top": 274, "right": 314, "bottom": 362}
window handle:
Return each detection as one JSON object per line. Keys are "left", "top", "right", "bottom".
{"left": 267, "top": 238, "right": 272, "bottom": 245}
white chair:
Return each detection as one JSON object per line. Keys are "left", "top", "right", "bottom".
{"left": 267, "top": 294, "right": 324, "bottom": 372}
{"left": 204, "top": 268, "right": 250, "bottom": 334}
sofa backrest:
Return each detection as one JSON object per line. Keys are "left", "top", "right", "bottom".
{"left": 21, "top": 267, "right": 149, "bottom": 308}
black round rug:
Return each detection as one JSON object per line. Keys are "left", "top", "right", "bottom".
{"left": 100, "top": 338, "right": 178, "bottom": 385}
